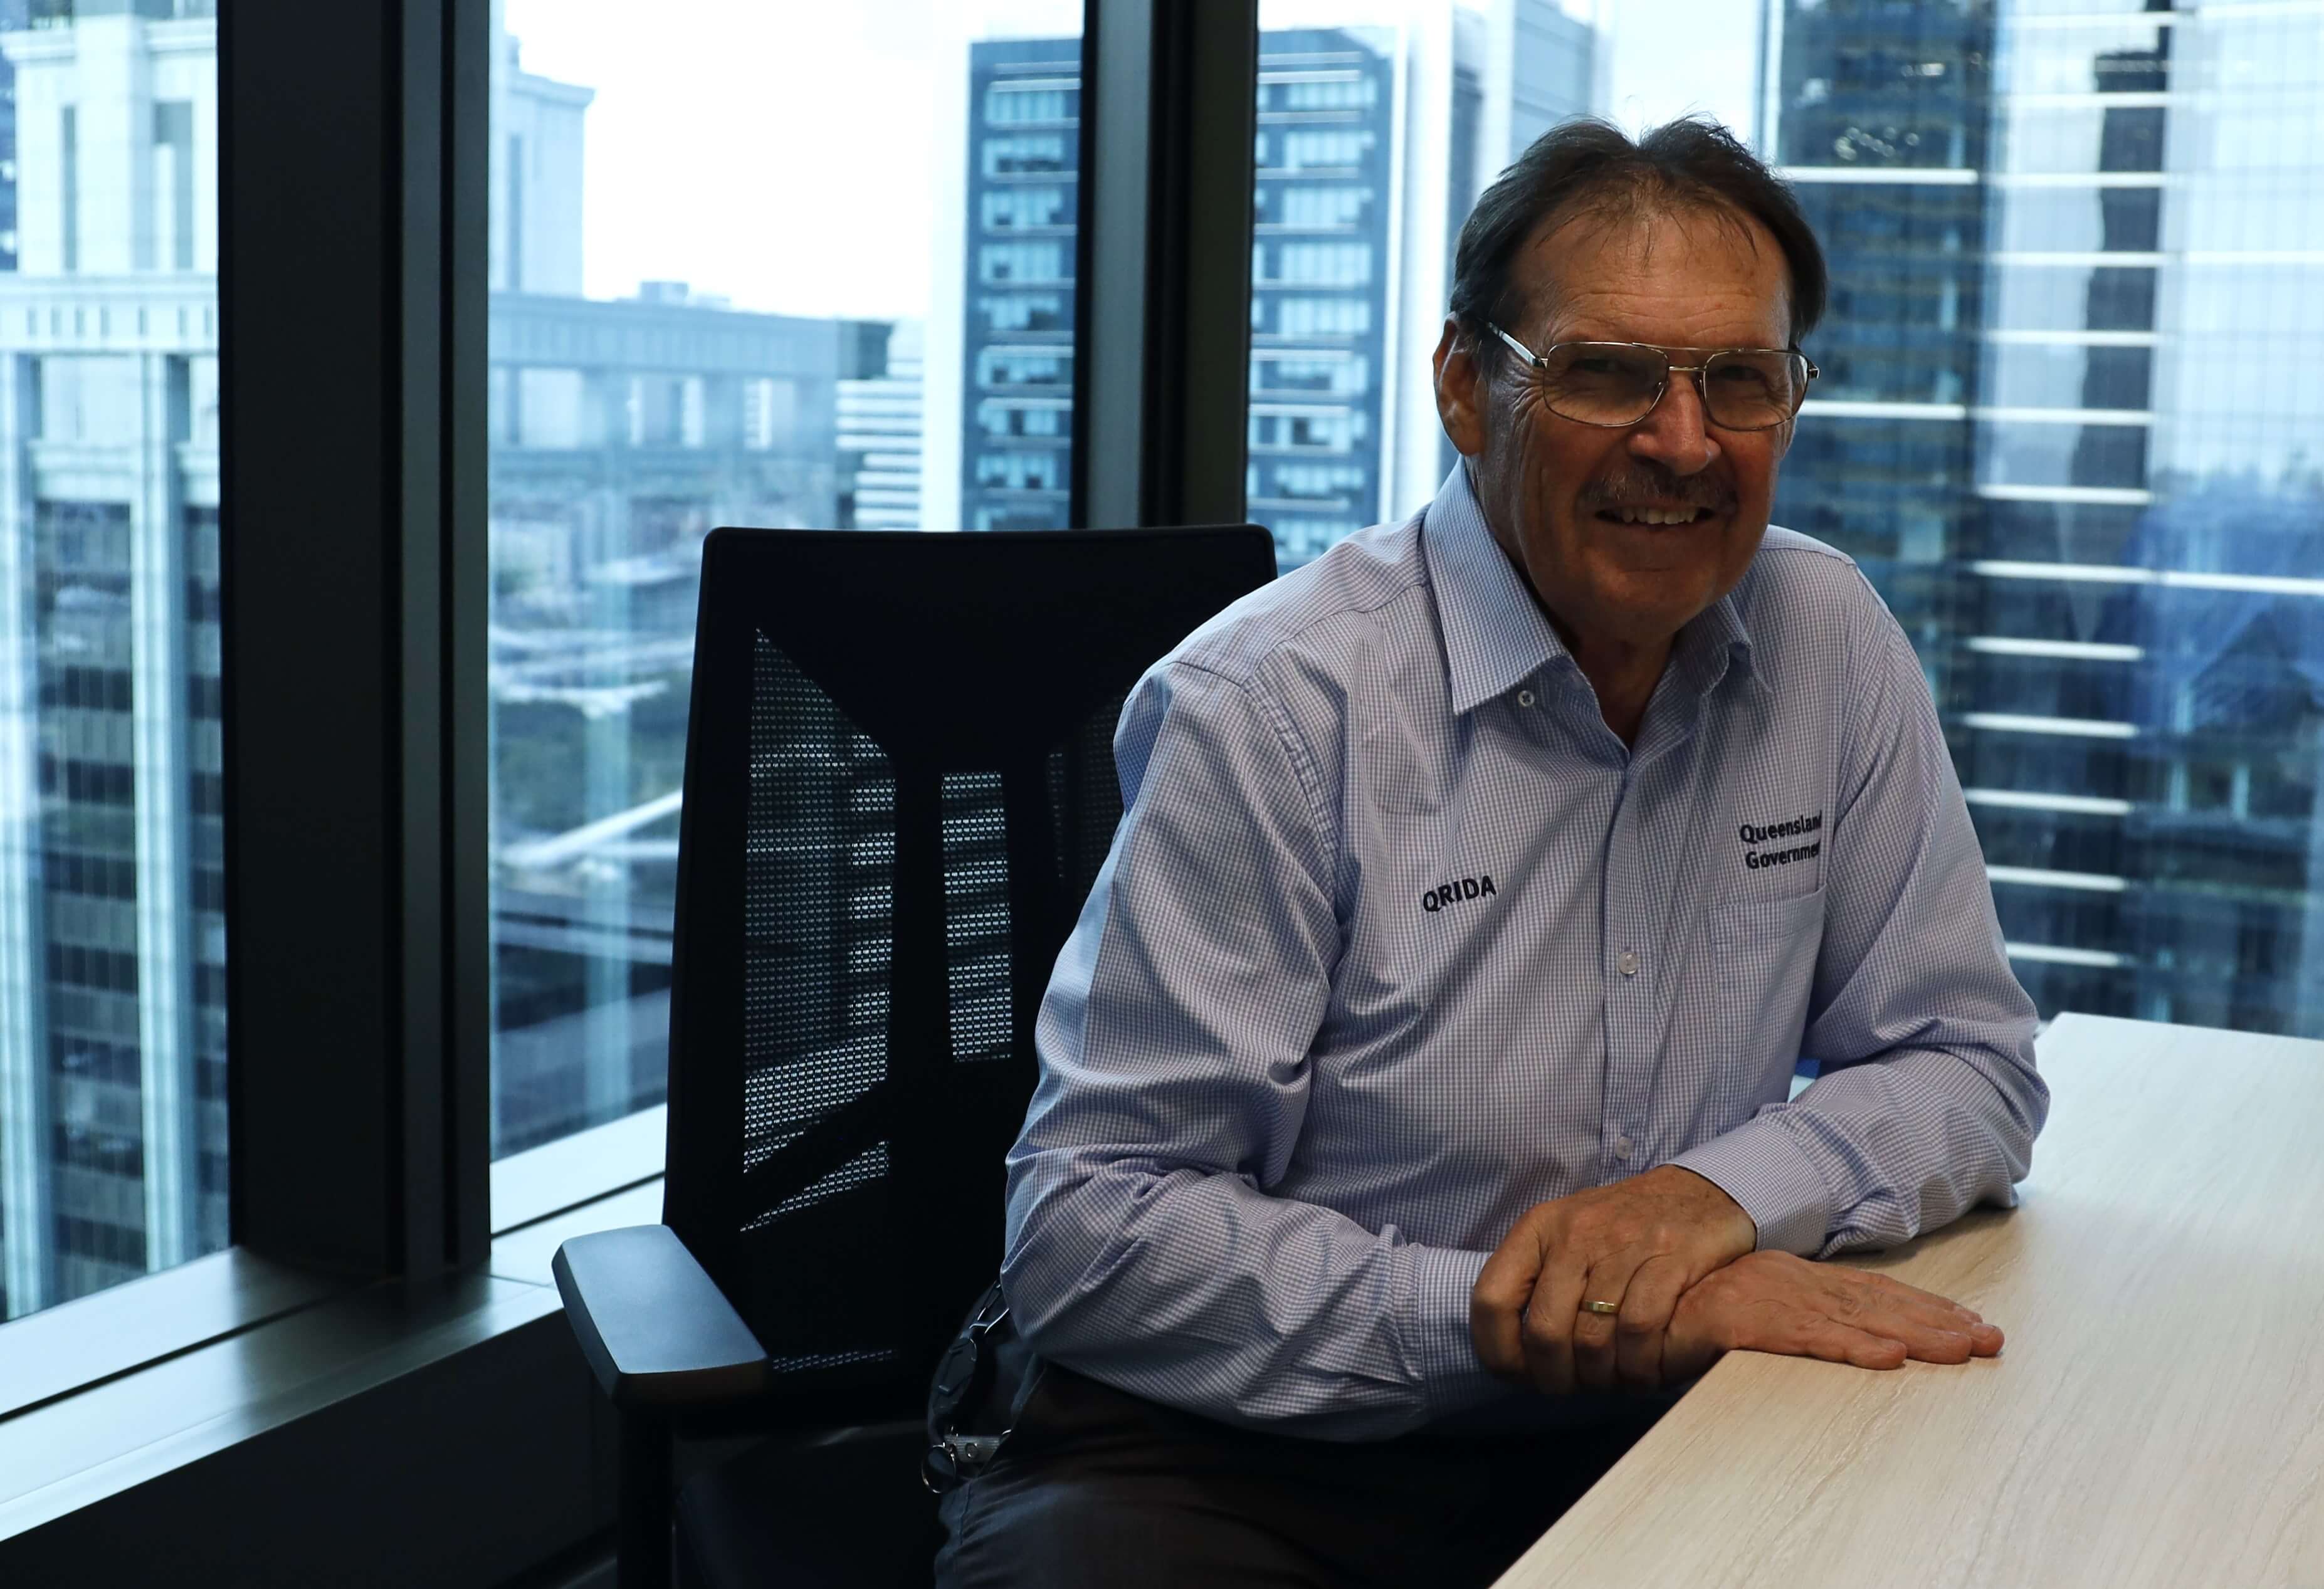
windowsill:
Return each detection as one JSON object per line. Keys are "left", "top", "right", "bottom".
{"left": 490, "top": 1103, "right": 667, "bottom": 1234}
{"left": 0, "top": 1172, "right": 663, "bottom": 1553}
{"left": 0, "top": 1100, "right": 668, "bottom": 1457}
{"left": 0, "top": 1248, "right": 347, "bottom": 1424}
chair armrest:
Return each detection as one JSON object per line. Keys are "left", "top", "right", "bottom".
{"left": 552, "top": 1224, "right": 771, "bottom": 1412}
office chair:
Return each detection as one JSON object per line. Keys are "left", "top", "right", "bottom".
{"left": 553, "top": 523, "right": 1278, "bottom": 1589}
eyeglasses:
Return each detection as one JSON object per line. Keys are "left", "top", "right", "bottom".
{"left": 1485, "top": 324, "right": 1818, "bottom": 433}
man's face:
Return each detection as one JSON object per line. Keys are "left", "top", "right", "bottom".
{"left": 1436, "top": 205, "right": 1797, "bottom": 653}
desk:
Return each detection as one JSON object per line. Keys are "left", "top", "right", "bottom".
{"left": 1496, "top": 1013, "right": 2324, "bottom": 1588}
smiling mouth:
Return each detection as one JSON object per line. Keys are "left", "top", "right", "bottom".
{"left": 1595, "top": 506, "right": 1718, "bottom": 526}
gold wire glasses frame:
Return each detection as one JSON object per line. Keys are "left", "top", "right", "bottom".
{"left": 1485, "top": 323, "right": 1819, "bottom": 433}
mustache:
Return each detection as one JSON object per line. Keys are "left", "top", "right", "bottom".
{"left": 1579, "top": 466, "right": 1732, "bottom": 512}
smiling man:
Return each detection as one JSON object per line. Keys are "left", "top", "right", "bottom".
{"left": 934, "top": 119, "right": 2049, "bottom": 1589}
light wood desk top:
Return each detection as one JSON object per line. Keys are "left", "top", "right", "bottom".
{"left": 1496, "top": 1013, "right": 2324, "bottom": 1589}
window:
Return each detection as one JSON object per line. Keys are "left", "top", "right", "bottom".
{"left": 486, "top": 4, "right": 1083, "bottom": 1175}
{"left": 1278, "top": 128, "right": 1374, "bottom": 171}
{"left": 1769, "top": 0, "right": 2324, "bottom": 1035}
{"left": 986, "top": 79, "right": 1078, "bottom": 126}
{"left": 982, "top": 186, "right": 1070, "bottom": 230}
{"left": 1251, "top": 351, "right": 1367, "bottom": 397}
{"left": 984, "top": 134, "right": 1068, "bottom": 177}
{"left": 976, "top": 347, "right": 1071, "bottom": 389}
{"left": 980, "top": 240, "right": 1071, "bottom": 284}
{"left": 0, "top": 4, "right": 225, "bottom": 1323}
{"left": 1259, "top": 184, "right": 1374, "bottom": 231}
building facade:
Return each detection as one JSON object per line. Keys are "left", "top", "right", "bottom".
{"left": 838, "top": 319, "right": 923, "bottom": 531}
{"left": 1766, "top": 0, "right": 2324, "bottom": 1037}
{"left": 959, "top": 37, "right": 1081, "bottom": 535}
{"left": 1248, "top": 26, "right": 1401, "bottom": 568}
{"left": 0, "top": 1, "right": 223, "bottom": 1319}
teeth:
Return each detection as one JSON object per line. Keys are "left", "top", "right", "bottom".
{"left": 1612, "top": 507, "right": 1706, "bottom": 525}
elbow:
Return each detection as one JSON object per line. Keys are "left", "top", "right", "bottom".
{"left": 995, "top": 1160, "right": 1140, "bottom": 1357}
{"left": 2002, "top": 1036, "right": 2051, "bottom": 1176}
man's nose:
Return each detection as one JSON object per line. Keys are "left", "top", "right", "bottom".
{"left": 1629, "top": 370, "right": 1720, "bottom": 476}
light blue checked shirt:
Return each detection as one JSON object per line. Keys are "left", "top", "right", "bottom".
{"left": 1002, "top": 466, "right": 2046, "bottom": 1439}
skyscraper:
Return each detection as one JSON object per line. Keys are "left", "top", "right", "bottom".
{"left": 0, "top": 0, "right": 224, "bottom": 1319}
{"left": 838, "top": 320, "right": 926, "bottom": 531}
{"left": 1765, "top": 0, "right": 2324, "bottom": 1036}
{"left": 1248, "top": 25, "right": 1399, "bottom": 568}
{"left": 957, "top": 36, "right": 1081, "bottom": 535}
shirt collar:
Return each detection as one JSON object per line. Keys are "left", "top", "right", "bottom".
{"left": 1421, "top": 463, "right": 1758, "bottom": 716}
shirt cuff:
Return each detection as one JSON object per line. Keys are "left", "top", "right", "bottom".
{"left": 1668, "top": 1117, "right": 1832, "bottom": 1257}
{"left": 1397, "top": 1242, "right": 1501, "bottom": 1420}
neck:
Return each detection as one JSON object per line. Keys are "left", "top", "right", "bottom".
{"left": 1554, "top": 621, "right": 1670, "bottom": 747}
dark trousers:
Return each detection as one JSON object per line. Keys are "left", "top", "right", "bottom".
{"left": 933, "top": 1363, "right": 1662, "bottom": 1588}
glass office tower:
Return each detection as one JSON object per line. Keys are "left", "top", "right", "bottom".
{"left": 1248, "top": 26, "right": 1399, "bottom": 567}
{"left": 1768, "top": 0, "right": 2324, "bottom": 1036}
{"left": 0, "top": 1, "right": 224, "bottom": 1320}
{"left": 960, "top": 38, "right": 1081, "bottom": 534}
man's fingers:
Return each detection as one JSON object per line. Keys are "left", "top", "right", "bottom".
{"left": 1796, "top": 1319, "right": 1912, "bottom": 1371}
{"left": 1569, "top": 1252, "right": 1646, "bottom": 1393}
{"left": 1805, "top": 1303, "right": 1995, "bottom": 1366}
{"left": 1520, "top": 1244, "right": 1591, "bottom": 1396}
{"left": 1852, "top": 1268, "right": 1987, "bottom": 1324}
{"left": 1613, "top": 1256, "right": 1688, "bottom": 1392}
{"left": 1471, "top": 1227, "right": 1549, "bottom": 1380}
{"left": 1815, "top": 1271, "right": 2004, "bottom": 1358}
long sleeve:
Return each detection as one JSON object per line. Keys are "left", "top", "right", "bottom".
{"left": 1672, "top": 582, "right": 2051, "bottom": 1257}
{"left": 999, "top": 659, "right": 1500, "bottom": 1440}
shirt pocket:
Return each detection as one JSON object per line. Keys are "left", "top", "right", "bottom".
{"left": 1703, "top": 887, "right": 1826, "bottom": 1123}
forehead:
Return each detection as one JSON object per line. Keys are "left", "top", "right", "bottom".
{"left": 1515, "top": 203, "right": 1792, "bottom": 349}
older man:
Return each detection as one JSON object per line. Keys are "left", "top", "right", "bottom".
{"left": 935, "top": 118, "right": 2048, "bottom": 1589}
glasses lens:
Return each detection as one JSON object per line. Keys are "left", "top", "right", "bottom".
{"left": 1537, "top": 343, "right": 1665, "bottom": 425}
{"left": 1702, "top": 350, "right": 1805, "bottom": 429}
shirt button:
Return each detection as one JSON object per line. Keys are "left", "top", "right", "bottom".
{"left": 1516, "top": 688, "right": 1535, "bottom": 708}
{"left": 1617, "top": 948, "right": 1639, "bottom": 977}
{"left": 1612, "top": 1135, "right": 1634, "bottom": 1162}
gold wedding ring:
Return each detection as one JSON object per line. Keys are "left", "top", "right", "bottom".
{"left": 1582, "top": 1300, "right": 1621, "bottom": 1316}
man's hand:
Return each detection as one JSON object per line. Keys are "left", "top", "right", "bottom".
{"left": 1661, "top": 1250, "right": 2004, "bottom": 1382}
{"left": 1471, "top": 1166, "right": 1759, "bottom": 1395}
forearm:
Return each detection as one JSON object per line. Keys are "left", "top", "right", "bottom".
{"left": 1001, "top": 1156, "right": 1500, "bottom": 1439}
{"left": 1673, "top": 1035, "right": 2046, "bottom": 1256}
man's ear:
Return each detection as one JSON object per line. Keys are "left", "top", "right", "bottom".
{"left": 1433, "top": 317, "right": 1489, "bottom": 458}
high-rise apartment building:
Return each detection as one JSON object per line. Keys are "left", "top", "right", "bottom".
{"left": 0, "top": 0, "right": 223, "bottom": 1319}
{"left": 1766, "top": 0, "right": 2324, "bottom": 1037}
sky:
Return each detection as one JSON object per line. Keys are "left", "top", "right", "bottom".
{"left": 500, "top": 0, "right": 1078, "bottom": 319}
{"left": 499, "top": 0, "right": 1743, "bottom": 322}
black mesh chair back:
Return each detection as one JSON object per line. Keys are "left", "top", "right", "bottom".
{"left": 662, "top": 525, "right": 1276, "bottom": 1421}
